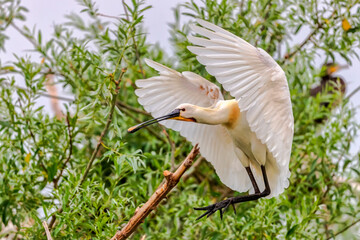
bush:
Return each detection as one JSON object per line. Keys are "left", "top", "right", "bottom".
{"left": 0, "top": 0, "right": 359, "bottom": 239}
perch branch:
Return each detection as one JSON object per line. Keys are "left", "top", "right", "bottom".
{"left": 110, "top": 145, "right": 200, "bottom": 240}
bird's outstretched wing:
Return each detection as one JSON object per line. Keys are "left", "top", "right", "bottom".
{"left": 187, "top": 19, "right": 294, "bottom": 187}
{"left": 135, "top": 59, "right": 251, "bottom": 192}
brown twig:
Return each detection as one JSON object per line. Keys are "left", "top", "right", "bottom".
{"left": 42, "top": 221, "right": 53, "bottom": 240}
{"left": 110, "top": 145, "right": 200, "bottom": 240}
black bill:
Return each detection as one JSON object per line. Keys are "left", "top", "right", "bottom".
{"left": 127, "top": 109, "right": 181, "bottom": 133}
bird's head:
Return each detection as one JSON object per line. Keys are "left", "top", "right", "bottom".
{"left": 322, "top": 62, "right": 348, "bottom": 77}
{"left": 127, "top": 104, "right": 197, "bottom": 133}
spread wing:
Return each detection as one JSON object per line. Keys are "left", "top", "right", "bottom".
{"left": 187, "top": 19, "right": 294, "bottom": 182}
{"left": 135, "top": 59, "right": 251, "bottom": 192}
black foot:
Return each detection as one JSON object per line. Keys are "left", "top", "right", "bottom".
{"left": 194, "top": 198, "right": 236, "bottom": 220}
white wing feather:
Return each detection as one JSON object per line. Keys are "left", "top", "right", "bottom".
{"left": 135, "top": 59, "right": 251, "bottom": 193}
{"left": 188, "top": 19, "right": 294, "bottom": 196}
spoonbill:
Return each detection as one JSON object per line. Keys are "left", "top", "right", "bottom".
{"left": 128, "top": 19, "right": 294, "bottom": 220}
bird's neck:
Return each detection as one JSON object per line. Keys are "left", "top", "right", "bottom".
{"left": 195, "top": 100, "right": 240, "bottom": 127}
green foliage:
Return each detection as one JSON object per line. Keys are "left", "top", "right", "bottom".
{"left": 1, "top": 0, "right": 360, "bottom": 239}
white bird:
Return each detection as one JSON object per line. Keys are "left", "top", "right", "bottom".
{"left": 128, "top": 19, "right": 294, "bottom": 219}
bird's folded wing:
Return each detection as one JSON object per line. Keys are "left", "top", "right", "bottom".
{"left": 188, "top": 19, "right": 294, "bottom": 171}
{"left": 135, "top": 59, "right": 251, "bottom": 192}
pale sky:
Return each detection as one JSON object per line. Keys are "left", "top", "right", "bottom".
{"left": 2, "top": 0, "right": 359, "bottom": 154}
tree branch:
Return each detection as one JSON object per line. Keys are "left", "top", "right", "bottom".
{"left": 285, "top": 22, "right": 323, "bottom": 60}
{"left": 327, "top": 218, "right": 360, "bottom": 240}
{"left": 110, "top": 145, "right": 200, "bottom": 240}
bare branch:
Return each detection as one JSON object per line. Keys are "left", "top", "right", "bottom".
{"left": 110, "top": 145, "right": 200, "bottom": 240}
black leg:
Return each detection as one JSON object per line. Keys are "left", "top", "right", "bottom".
{"left": 245, "top": 166, "right": 260, "bottom": 194}
{"left": 194, "top": 165, "right": 270, "bottom": 220}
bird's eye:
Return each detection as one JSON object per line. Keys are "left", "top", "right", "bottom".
{"left": 181, "top": 108, "right": 185, "bottom": 111}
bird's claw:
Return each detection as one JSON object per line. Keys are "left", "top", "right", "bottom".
{"left": 194, "top": 198, "right": 236, "bottom": 220}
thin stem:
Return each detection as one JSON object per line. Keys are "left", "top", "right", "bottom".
{"left": 53, "top": 115, "right": 73, "bottom": 188}
{"left": 97, "top": 13, "right": 120, "bottom": 20}
{"left": 2, "top": 81, "right": 74, "bottom": 102}
{"left": 346, "top": 84, "right": 360, "bottom": 100}
{"left": 79, "top": 69, "right": 126, "bottom": 186}
{"left": 122, "top": 0, "right": 145, "bottom": 78}
{"left": 285, "top": 22, "right": 323, "bottom": 60}
{"left": 18, "top": 99, "right": 47, "bottom": 173}
{"left": 327, "top": 218, "right": 360, "bottom": 240}
{"left": 119, "top": 106, "right": 165, "bottom": 142}
{"left": 116, "top": 101, "right": 150, "bottom": 116}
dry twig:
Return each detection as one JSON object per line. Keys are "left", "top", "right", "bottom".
{"left": 110, "top": 145, "right": 200, "bottom": 240}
